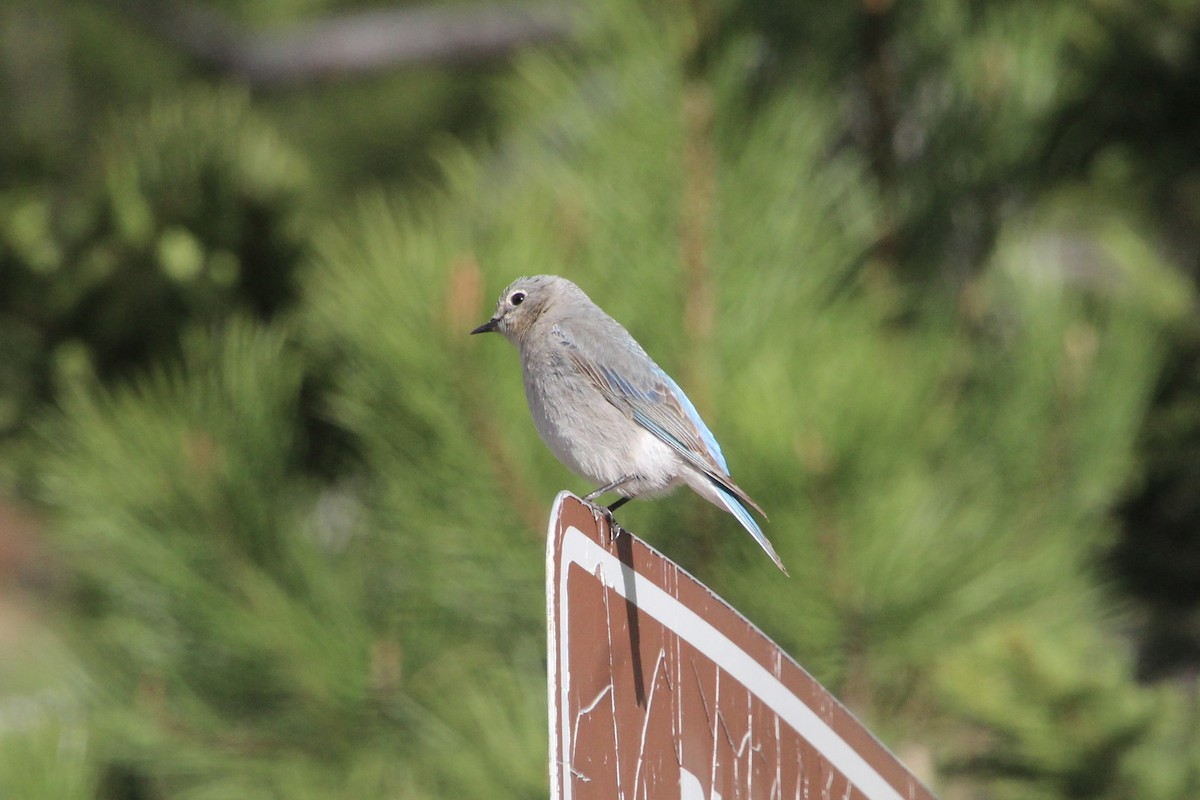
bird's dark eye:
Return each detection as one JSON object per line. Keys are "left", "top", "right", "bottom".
{"left": 510, "top": 291, "right": 526, "bottom": 306}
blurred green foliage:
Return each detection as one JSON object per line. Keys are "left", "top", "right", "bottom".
{"left": 2, "top": 0, "right": 1200, "bottom": 798}
{"left": 0, "top": 88, "right": 311, "bottom": 444}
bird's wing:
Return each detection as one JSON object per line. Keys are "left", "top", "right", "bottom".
{"left": 552, "top": 324, "right": 766, "bottom": 518}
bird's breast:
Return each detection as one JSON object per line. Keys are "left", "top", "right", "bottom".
{"left": 520, "top": 350, "right": 679, "bottom": 494}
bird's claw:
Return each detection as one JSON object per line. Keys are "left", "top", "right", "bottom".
{"left": 581, "top": 496, "right": 623, "bottom": 542}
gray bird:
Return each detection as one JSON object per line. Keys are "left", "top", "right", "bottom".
{"left": 472, "top": 275, "right": 786, "bottom": 574}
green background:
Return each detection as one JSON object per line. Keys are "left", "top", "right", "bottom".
{"left": 1, "top": 1, "right": 1199, "bottom": 797}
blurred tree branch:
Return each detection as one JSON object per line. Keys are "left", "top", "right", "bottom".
{"left": 859, "top": 0, "right": 900, "bottom": 272}
{"left": 106, "top": 0, "right": 574, "bottom": 87}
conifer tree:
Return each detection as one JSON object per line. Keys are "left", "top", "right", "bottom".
{"left": 2, "top": 2, "right": 1199, "bottom": 798}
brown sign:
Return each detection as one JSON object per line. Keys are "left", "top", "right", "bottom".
{"left": 547, "top": 491, "right": 937, "bottom": 800}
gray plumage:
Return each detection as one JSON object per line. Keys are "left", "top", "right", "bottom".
{"left": 472, "top": 275, "right": 786, "bottom": 574}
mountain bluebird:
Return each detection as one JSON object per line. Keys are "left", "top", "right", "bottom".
{"left": 472, "top": 275, "right": 786, "bottom": 574}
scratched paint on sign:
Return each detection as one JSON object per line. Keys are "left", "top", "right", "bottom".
{"left": 547, "top": 492, "right": 937, "bottom": 800}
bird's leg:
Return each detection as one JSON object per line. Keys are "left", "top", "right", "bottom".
{"left": 584, "top": 476, "right": 636, "bottom": 503}
{"left": 584, "top": 476, "right": 636, "bottom": 541}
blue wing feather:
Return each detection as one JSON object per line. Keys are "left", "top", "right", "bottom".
{"left": 655, "top": 370, "right": 728, "bottom": 472}
{"left": 551, "top": 323, "right": 782, "bottom": 571}
{"left": 553, "top": 326, "right": 766, "bottom": 518}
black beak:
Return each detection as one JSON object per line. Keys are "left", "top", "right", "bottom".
{"left": 471, "top": 318, "right": 499, "bottom": 335}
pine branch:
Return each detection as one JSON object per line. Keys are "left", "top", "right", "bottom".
{"left": 105, "top": 0, "right": 574, "bottom": 88}
{"left": 859, "top": 0, "right": 901, "bottom": 271}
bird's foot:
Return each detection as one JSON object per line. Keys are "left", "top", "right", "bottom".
{"left": 578, "top": 495, "right": 626, "bottom": 542}
{"left": 602, "top": 497, "right": 632, "bottom": 542}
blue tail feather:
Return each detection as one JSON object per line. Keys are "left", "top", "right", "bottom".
{"left": 710, "top": 481, "right": 788, "bottom": 575}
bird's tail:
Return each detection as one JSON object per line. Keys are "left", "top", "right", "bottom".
{"left": 710, "top": 481, "right": 788, "bottom": 575}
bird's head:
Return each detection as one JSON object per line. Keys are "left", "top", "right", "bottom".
{"left": 471, "top": 274, "right": 572, "bottom": 344}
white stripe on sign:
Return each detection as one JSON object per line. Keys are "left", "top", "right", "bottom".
{"left": 557, "top": 526, "right": 905, "bottom": 800}
{"left": 680, "top": 768, "right": 718, "bottom": 800}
